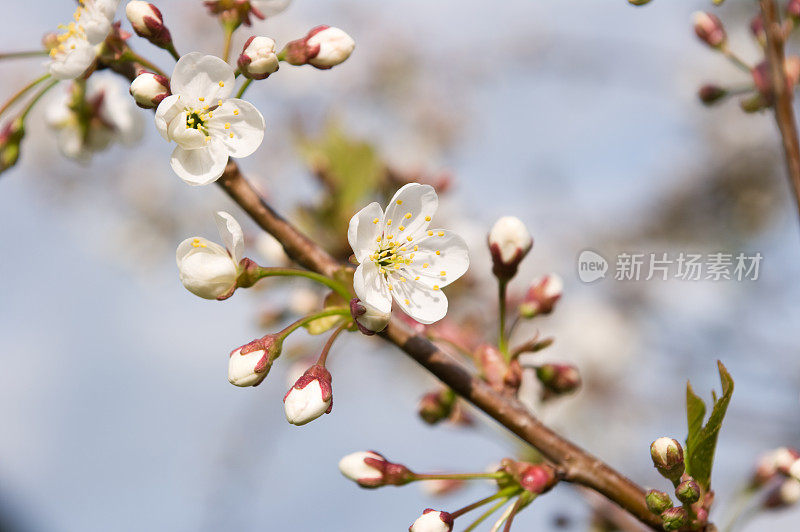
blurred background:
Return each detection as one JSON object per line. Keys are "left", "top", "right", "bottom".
{"left": 1, "top": 0, "right": 799, "bottom": 530}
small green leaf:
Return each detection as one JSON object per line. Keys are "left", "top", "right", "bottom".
{"left": 684, "top": 361, "right": 734, "bottom": 491}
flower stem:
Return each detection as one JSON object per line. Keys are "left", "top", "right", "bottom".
{"left": 413, "top": 472, "right": 508, "bottom": 482}
{"left": 222, "top": 21, "right": 236, "bottom": 63}
{"left": 121, "top": 51, "right": 167, "bottom": 77}
{"left": 0, "top": 74, "right": 51, "bottom": 119}
{"left": 165, "top": 43, "right": 180, "bottom": 62}
{"left": 235, "top": 79, "right": 252, "bottom": 99}
{"left": 317, "top": 324, "right": 348, "bottom": 366}
{"left": 279, "top": 307, "right": 351, "bottom": 339}
{"left": 720, "top": 45, "right": 752, "bottom": 73}
{"left": 502, "top": 492, "right": 533, "bottom": 532}
{"left": 463, "top": 497, "right": 512, "bottom": 532}
{"left": 498, "top": 279, "right": 509, "bottom": 358}
{"left": 255, "top": 267, "right": 351, "bottom": 300}
{"left": 20, "top": 79, "right": 59, "bottom": 120}
{"left": 0, "top": 50, "right": 47, "bottom": 60}
{"left": 451, "top": 487, "right": 522, "bottom": 519}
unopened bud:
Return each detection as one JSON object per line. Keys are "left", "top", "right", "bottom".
{"left": 282, "top": 25, "right": 355, "bottom": 69}
{"left": 751, "top": 447, "right": 799, "bottom": 487}
{"left": 519, "top": 274, "right": 562, "bottom": 318}
{"left": 536, "top": 364, "right": 581, "bottom": 396}
{"left": 499, "top": 459, "right": 558, "bottom": 494}
{"left": 693, "top": 11, "right": 726, "bottom": 49}
{"left": 0, "top": 118, "right": 24, "bottom": 175}
{"left": 338, "top": 451, "right": 414, "bottom": 488}
{"left": 698, "top": 84, "right": 727, "bottom": 105}
{"left": 650, "top": 438, "right": 685, "bottom": 482}
{"left": 126, "top": 1, "right": 173, "bottom": 48}
{"left": 350, "top": 298, "right": 391, "bottom": 335}
{"left": 488, "top": 216, "right": 532, "bottom": 281}
{"left": 417, "top": 389, "right": 455, "bottom": 425}
{"left": 129, "top": 71, "right": 170, "bottom": 108}
{"left": 740, "top": 93, "right": 769, "bottom": 113}
{"left": 476, "top": 344, "right": 508, "bottom": 392}
{"left": 228, "top": 334, "right": 282, "bottom": 387}
{"left": 283, "top": 364, "right": 332, "bottom": 425}
{"left": 789, "top": 0, "right": 800, "bottom": 21}
{"left": 645, "top": 490, "right": 673, "bottom": 515}
{"left": 750, "top": 15, "right": 766, "bottom": 46}
{"left": 764, "top": 478, "right": 800, "bottom": 509}
{"left": 661, "top": 507, "right": 688, "bottom": 531}
{"left": 238, "top": 36, "right": 279, "bottom": 80}
{"left": 409, "top": 509, "right": 454, "bottom": 532}
{"left": 675, "top": 478, "right": 701, "bottom": 504}
{"left": 752, "top": 58, "right": 800, "bottom": 105}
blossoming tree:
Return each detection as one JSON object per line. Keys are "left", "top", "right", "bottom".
{"left": 2, "top": 0, "right": 800, "bottom": 530}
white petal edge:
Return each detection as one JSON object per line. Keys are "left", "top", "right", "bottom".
{"left": 214, "top": 211, "right": 244, "bottom": 263}
{"left": 347, "top": 202, "right": 384, "bottom": 263}
{"left": 382, "top": 183, "right": 438, "bottom": 240}
{"left": 170, "top": 52, "right": 235, "bottom": 102}
{"left": 208, "top": 99, "right": 265, "bottom": 158}
{"left": 170, "top": 139, "right": 229, "bottom": 185}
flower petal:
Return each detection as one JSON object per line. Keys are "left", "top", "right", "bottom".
{"left": 207, "top": 99, "right": 265, "bottom": 158}
{"left": 176, "top": 237, "right": 238, "bottom": 299}
{"left": 381, "top": 183, "right": 437, "bottom": 241}
{"left": 347, "top": 202, "right": 384, "bottom": 263}
{"left": 170, "top": 139, "right": 228, "bottom": 185}
{"left": 215, "top": 211, "right": 244, "bottom": 263}
{"left": 353, "top": 262, "right": 391, "bottom": 314}
{"left": 48, "top": 39, "right": 96, "bottom": 80}
{"left": 170, "top": 52, "right": 235, "bottom": 102}
{"left": 154, "top": 94, "right": 183, "bottom": 141}
{"left": 406, "top": 229, "right": 469, "bottom": 289}
{"left": 389, "top": 274, "right": 448, "bottom": 325}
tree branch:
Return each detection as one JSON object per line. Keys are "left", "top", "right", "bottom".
{"left": 761, "top": 0, "right": 800, "bottom": 220}
{"left": 214, "top": 162, "right": 662, "bottom": 530}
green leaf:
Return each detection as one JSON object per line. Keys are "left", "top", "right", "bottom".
{"left": 684, "top": 361, "right": 734, "bottom": 491}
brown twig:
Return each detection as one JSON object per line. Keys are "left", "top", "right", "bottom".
{"left": 760, "top": 0, "right": 800, "bottom": 220}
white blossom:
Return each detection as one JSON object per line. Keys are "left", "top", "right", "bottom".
{"left": 129, "top": 72, "right": 170, "bottom": 108}
{"left": 409, "top": 510, "right": 454, "bottom": 532}
{"left": 176, "top": 211, "right": 244, "bottom": 299}
{"left": 348, "top": 183, "right": 469, "bottom": 324}
{"left": 307, "top": 27, "right": 355, "bottom": 69}
{"left": 283, "top": 367, "right": 332, "bottom": 426}
{"left": 155, "top": 53, "right": 265, "bottom": 185}
{"left": 48, "top": 0, "right": 119, "bottom": 80}
{"left": 250, "top": 0, "right": 292, "bottom": 17}
{"left": 125, "top": 1, "right": 160, "bottom": 36}
{"left": 46, "top": 74, "right": 143, "bottom": 162}
{"left": 228, "top": 346, "right": 268, "bottom": 387}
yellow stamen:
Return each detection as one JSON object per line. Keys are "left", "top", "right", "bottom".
{"left": 396, "top": 200, "right": 403, "bottom": 205}
{"left": 438, "top": 231, "right": 444, "bottom": 237}
{"left": 425, "top": 216, "right": 431, "bottom": 221}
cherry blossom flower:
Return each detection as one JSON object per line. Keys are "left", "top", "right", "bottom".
{"left": 48, "top": 0, "right": 119, "bottom": 80}
{"left": 46, "top": 74, "right": 143, "bottom": 162}
{"left": 348, "top": 184, "right": 469, "bottom": 325}
{"left": 176, "top": 211, "right": 243, "bottom": 299}
{"left": 155, "top": 53, "right": 265, "bottom": 185}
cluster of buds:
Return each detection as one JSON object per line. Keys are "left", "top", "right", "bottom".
{"left": 647, "top": 438, "right": 711, "bottom": 530}
{"left": 750, "top": 447, "right": 800, "bottom": 509}
{"left": 125, "top": 1, "right": 174, "bottom": 51}
{"left": 283, "top": 364, "right": 333, "bottom": 425}
{"left": 350, "top": 298, "right": 391, "bottom": 335}
{"left": 693, "top": 12, "right": 726, "bottom": 49}
{"left": 203, "top": 0, "right": 290, "bottom": 28}
{"left": 282, "top": 26, "right": 356, "bottom": 70}
{"left": 238, "top": 36, "right": 280, "bottom": 80}
{"left": 129, "top": 71, "right": 170, "bottom": 109}
{"left": 476, "top": 344, "right": 523, "bottom": 393}
{"left": 519, "top": 274, "right": 562, "bottom": 318}
{"left": 339, "top": 451, "right": 414, "bottom": 488}
{"left": 228, "top": 333, "right": 283, "bottom": 387}
{"left": 0, "top": 118, "right": 24, "bottom": 175}
{"left": 488, "top": 216, "right": 532, "bottom": 282}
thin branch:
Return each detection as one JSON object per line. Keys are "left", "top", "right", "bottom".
{"left": 760, "top": 0, "right": 800, "bottom": 221}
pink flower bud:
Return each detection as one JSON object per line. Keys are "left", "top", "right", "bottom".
{"left": 750, "top": 15, "right": 766, "bottom": 45}
{"left": 789, "top": 0, "right": 800, "bottom": 20}
{"left": 129, "top": 71, "right": 170, "bottom": 108}
{"left": 126, "top": 1, "right": 172, "bottom": 48}
{"left": 752, "top": 447, "right": 800, "bottom": 487}
{"left": 338, "top": 451, "right": 414, "bottom": 488}
{"left": 488, "top": 216, "right": 532, "bottom": 281}
{"left": 535, "top": 363, "right": 581, "bottom": 396}
{"left": 650, "top": 437, "right": 685, "bottom": 482}
{"left": 752, "top": 58, "right": 800, "bottom": 104}
{"left": 0, "top": 118, "right": 24, "bottom": 175}
{"left": 409, "top": 509, "right": 454, "bottom": 532}
{"left": 282, "top": 25, "right": 355, "bottom": 70}
{"left": 228, "top": 334, "right": 282, "bottom": 387}
{"left": 693, "top": 12, "right": 726, "bottom": 48}
{"left": 350, "top": 298, "right": 390, "bottom": 335}
{"left": 661, "top": 507, "right": 688, "bottom": 530}
{"left": 499, "top": 459, "right": 558, "bottom": 494}
{"left": 476, "top": 344, "right": 508, "bottom": 392}
{"left": 238, "top": 36, "right": 280, "bottom": 80}
{"left": 520, "top": 274, "right": 563, "bottom": 318}
{"left": 698, "top": 84, "right": 727, "bottom": 105}
{"left": 283, "top": 364, "right": 332, "bottom": 425}
{"left": 417, "top": 389, "right": 455, "bottom": 425}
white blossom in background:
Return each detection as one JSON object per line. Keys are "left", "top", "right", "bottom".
{"left": 306, "top": 27, "right": 355, "bottom": 69}
{"left": 251, "top": 0, "right": 292, "bottom": 17}
{"left": 176, "top": 211, "right": 243, "bottom": 299}
{"left": 46, "top": 74, "right": 143, "bottom": 162}
{"left": 255, "top": 232, "right": 289, "bottom": 265}
{"left": 348, "top": 183, "right": 469, "bottom": 324}
{"left": 409, "top": 509, "right": 454, "bottom": 532}
{"left": 155, "top": 53, "right": 265, "bottom": 185}
{"left": 48, "top": 0, "right": 119, "bottom": 80}
{"left": 488, "top": 216, "right": 532, "bottom": 272}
